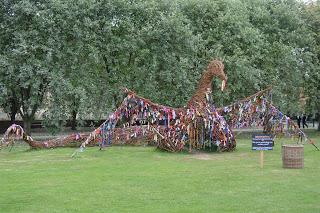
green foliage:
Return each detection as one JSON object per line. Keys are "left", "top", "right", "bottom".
{"left": 303, "top": 1, "right": 320, "bottom": 120}
{"left": 180, "top": 0, "right": 317, "bottom": 112}
{"left": 0, "top": 0, "right": 57, "bottom": 133}
{"left": 0, "top": 0, "right": 319, "bottom": 133}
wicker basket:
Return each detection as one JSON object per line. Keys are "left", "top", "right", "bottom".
{"left": 282, "top": 145, "right": 304, "bottom": 169}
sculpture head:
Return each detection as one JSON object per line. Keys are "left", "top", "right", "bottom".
{"left": 207, "top": 59, "right": 227, "bottom": 91}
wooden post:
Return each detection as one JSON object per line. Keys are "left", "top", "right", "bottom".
{"left": 260, "top": 150, "right": 264, "bottom": 169}
{"left": 189, "top": 127, "right": 192, "bottom": 153}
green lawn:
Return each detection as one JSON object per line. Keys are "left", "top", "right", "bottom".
{"left": 0, "top": 131, "right": 319, "bottom": 213}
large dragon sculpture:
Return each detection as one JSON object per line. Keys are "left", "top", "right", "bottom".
{"left": 79, "top": 59, "right": 235, "bottom": 152}
{"left": 1, "top": 59, "right": 318, "bottom": 152}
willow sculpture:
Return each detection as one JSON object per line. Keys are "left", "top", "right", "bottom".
{"left": 2, "top": 59, "right": 317, "bottom": 152}
{"left": 2, "top": 59, "right": 235, "bottom": 152}
{"left": 80, "top": 59, "right": 235, "bottom": 152}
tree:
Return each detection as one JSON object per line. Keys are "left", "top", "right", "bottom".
{"left": 303, "top": 0, "right": 320, "bottom": 130}
{"left": 1, "top": 0, "right": 318, "bottom": 134}
{"left": 92, "top": 0, "right": 200, "bottom": 108}
{"left": 0, "top": 0, "right": 57, "bottom": 134}
{"left": 0, "top": 0, "right": 21, "bottom": 123}
{"left": 180, "top": 0, "right": 316, "bottom": 113}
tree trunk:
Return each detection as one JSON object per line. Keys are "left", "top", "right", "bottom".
{"left": 23, "top": 118, "right": 32, "bottom": 136}
{"left": 9, "top": 112, "right": 16, "bottom": 124}
{"left": 71, "top": 109, "right": 77, "bottom": 130}
{"left": 318, "top": 112, "right": 320, "bottom": 131}
{"left": 7, "top": 96, "right": 19, "bottom": 125}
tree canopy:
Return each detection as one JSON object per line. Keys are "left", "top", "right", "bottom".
{"left": 0, "top": 0, "right": 319, "bottom": 134}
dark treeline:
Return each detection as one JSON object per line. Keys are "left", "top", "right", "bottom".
{"left": 0, "top": 0, "right": 319, "bottom": 134}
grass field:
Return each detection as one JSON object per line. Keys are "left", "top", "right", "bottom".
{"left": 0, "top": 131, "right": 319, "bottom": 213}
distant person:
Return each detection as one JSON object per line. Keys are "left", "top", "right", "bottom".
{"left": 296, "top": 115, "right": 301, "bottom": 128}
{"left": 302, "top": 114, "right": 308, "bottom": 129}
{"left": 312, "top": 113, "right": 316, "bottom": 127}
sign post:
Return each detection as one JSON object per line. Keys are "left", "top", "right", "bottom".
{"left": 252, "top": 134, "right": 274, "bottom": 169}
{"left": 260, "top": 150, "right": 264, "bottom": 169}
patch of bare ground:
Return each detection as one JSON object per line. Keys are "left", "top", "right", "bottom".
{"left": 184, "top": 153, "right": 221, "bottom": 161}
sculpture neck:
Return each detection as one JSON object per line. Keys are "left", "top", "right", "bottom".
{"left": 187, "top": 71, "right": 215, "bottom": 108}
